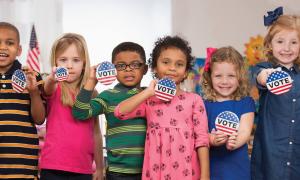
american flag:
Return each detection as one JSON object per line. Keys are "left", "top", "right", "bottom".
{"left": 55, "top": 67, "right": 69, "bottom": 81}
{"left": 266, "top": 71, "right": 292, "bottom": 95}
{"left": 215, "top": 111, "right": 239, "bottom": 135}
{"left": 155, "top": 78, "right": 176, "bottom": 101}
{"left": 96, "top": 61, "right": 117, "bottom": 85}
{"left": 26, "top": 25, "right": 40, "bottom": 72}
{"left": 12, "top": 70, "right": 27, "bottom": 93}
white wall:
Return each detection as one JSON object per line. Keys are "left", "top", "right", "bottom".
{"left": 0, "top": 0, "right": 62, "bottom": 73}
{"left": 172, "top": 0, "right": 300, "bottom": 57}
{"left": 62, "top": 0, "right": 172, "bottom": 88}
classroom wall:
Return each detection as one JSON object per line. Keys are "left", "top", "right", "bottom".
{"left": 0, "top": 0, "right": 62, "bottom": 73}
{"left": 2, "top": 0, "right": 299, "bottom": 71}
{"left": 171, "top": 0, "right": 300, "bottom": 57}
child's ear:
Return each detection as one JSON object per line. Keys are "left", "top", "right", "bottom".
{"left": 184, "top": 71, "right": 188, "bottom": 79}
{"left": 17, "top": 45, "right": 22, "bottom": 56}
{"left": 143, "top": 65, "right": 148, "bottom": 75}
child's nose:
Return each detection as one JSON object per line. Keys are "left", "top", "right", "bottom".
{"left": 169, "top": 64, "right": 176, "bottom": 71}
{"left": 221, "top": 77, "right": 229, "bottom": 84}
{"left": 284, "top": 43, "right": 291, "bottom": 51}
{"left": 0, "top": 42, "right": 6, "bottom": 49}
{"left": 66, "top": 61, "right": 73, "bottom": 69}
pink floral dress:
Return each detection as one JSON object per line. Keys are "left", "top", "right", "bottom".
{"left": 115, "top": 92, "right": 209, "bottom": 180}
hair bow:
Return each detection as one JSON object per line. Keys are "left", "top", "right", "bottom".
{"left": 264, "top": 6, "right": 283, "bottom": 26}
{"left": 204, "top": 47, "right": 217, "bottom": 72}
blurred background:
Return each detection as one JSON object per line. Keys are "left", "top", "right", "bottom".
{"left": 1, "top": 0, "right": 299, "bottom": 87}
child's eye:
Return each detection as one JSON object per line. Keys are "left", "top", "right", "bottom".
{"left": 292, "top": 41, "right": 299, "bottom": 45}
{"left": 276, "top": 40, "right": 283, "bottom": 44}
{"left": 6, "top": 41, "right": 14, "bottom": 46}
{"left": 176, "top": 63, "right": 184, "bottom": 67}
{"left": 115, "top": 63, "right": 126, "bottom": 70}
{"left": 73, "top": 58, "right": 82, "bottom": 62}
{"left": 58, "top": 58, "right": 67, "bottom": 63}
{"left": 162, "top": 60, "right": 169, "bottom": 64}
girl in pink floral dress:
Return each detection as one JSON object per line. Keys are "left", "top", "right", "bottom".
{"left": 115, "top": 36, "right": 210, "bottom": 180}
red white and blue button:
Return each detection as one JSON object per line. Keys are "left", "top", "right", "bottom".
{"left": 215, "top": 111, "right": 239, "bottom": 135}
{"left": 12, "top": 69, "right": 27, "bottom": 93}
{"left": 55, "top": 67, "right": 69, "bottom": 81}
{"left": 266, "top": 70, "right": 293, "bottom": 95}
{"left": 155, "top": 77, "right": 176, "bottom": 101}
{"left": 96, "top": 61, "right": 117, "bottom": 85}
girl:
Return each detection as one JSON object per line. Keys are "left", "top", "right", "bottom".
{"left": 39, "top": 33, "right": 103, "bottom": 180}
{"left": 251, "top": 10, "right": 300, "bottom": 180}
{"left": 114, "top": 36, "right": 210, "bottom": 180}
{"left": 201, "top": 47, "right": 255, "bottom": 180}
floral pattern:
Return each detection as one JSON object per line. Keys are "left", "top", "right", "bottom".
{"left": 115, "top": 92, "right": 209, "bottom": 179}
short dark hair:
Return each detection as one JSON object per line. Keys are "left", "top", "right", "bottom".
{"left": 112, "top": 42, "right": 146, "bottom": 63}
{"left": 148, "top": 35, "right": 194, "bottom": 72}
{"left": 0, "top": 22, "right": 20, "bottom": 43}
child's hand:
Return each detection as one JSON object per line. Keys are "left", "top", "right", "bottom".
{"left": 226, "top": 132, "right": 238, "bottom": 150}
{"left": 83, "top": 65, "right": 98, "bottom": 91}
{"left": 23, "top": 67, "right": 39, "bottom": 93}
{"left": 144, "top": 79, "right": 157, "bottom": 97}
{"left": 89, "top": 65, "right": 97, "bottom": 82}
{"left": 46, "top": 66, "right": 58, "bottom": 83}
{"left": 257, "top": 68, "right": 277, "bottom": 86}
{"left": 210, "top": 129, "right": 228, "bottom": 146}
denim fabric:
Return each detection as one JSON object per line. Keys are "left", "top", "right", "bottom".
{"left": 251, "top": 62, "right": 300, "bottom": 180}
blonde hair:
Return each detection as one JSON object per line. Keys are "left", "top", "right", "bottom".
{"left": 50, "top": 33, "right": 90, "bottom": 106}
{"left": 201, "top": 46, "right": 250, "bottom": 101}
{"left": 264, "top": 15, "right": 300, "bottom": 67}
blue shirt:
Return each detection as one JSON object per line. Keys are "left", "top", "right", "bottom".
{"left": 205, "top": 97, "right": 255, "bottom": 180}
{"left": 251, "top": 62, "right": 300, "bottom": 180}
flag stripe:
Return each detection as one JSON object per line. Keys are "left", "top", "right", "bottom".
{"left": 26, "top": 25, "right": 40, "bottom": 72}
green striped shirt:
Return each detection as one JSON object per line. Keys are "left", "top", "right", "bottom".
{"left": 73, "top": 83, "right": 146, "bottom": 174}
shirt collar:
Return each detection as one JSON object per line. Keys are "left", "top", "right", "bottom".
{"left": 4, "top": 60, "right": 22, "bottom": 75}
{"left": 114, "top": 83, "right": 142, "bottom": 92}
{"left": 273, "top": 63, "right": 300, "bottom": 74}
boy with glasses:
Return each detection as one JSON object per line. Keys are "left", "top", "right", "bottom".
{"left": 73, "top": 42, "right": 148, "bottom": 180}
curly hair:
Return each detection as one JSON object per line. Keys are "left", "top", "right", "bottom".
{"left": 264, "top": 15, "right": 300, "bottom": 67}
{"left": 148, "top": 35, "right": 194, "bottom": 78}
{"left": 201, "top": 46, "right": 250, "bottom": 101}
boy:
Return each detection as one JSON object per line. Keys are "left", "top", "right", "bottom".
{"left": 0, "top": 22, "right": 45, "bottom": 179}
{"left": 73, "top": 42, "right": 148, "bottom": 179}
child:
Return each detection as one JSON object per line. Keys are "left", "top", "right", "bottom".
{"left": 201, "top": 47, "right": 255, "bottom": 180}
{"left": 39, "top": 33, "right": 103, "bottom": 180}
{"left": 114, "top": 36, "right": 210, "bottom": 180}
{"left": 251, "top": 8, "right": 300, "bottom": 180}
{"left": 72, "top": 42, "right": 148, "bottom": 179}
{"left": 0, "top": 22, "right": 45, "bottom": 179}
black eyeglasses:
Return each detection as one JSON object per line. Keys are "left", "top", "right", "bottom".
{"left": 115, "top": 62, "right": 144, "bottom": 71}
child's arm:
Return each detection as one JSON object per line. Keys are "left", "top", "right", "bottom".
{"left": 117, "top": 80, "right": 156, "bottom": 114}
{"left": 25, "top": 69, "right": 45, "bottom": 125}
{"left": 93, "top": 117, "right": 104, "bottom": 180}
{"left": 193, "top": 95, "right": 210, "bottom": 179}
{"left": 43, "top": 67, "right": 58, "bottom": 96}
{"left": 197, "top": 147, "right": 210, "bottom": 180}
{"left": 72, "top": 66, "right": 105, "bottom": 120}
{"left": 226, "top": 112, "right": 254, "bottom": 150}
